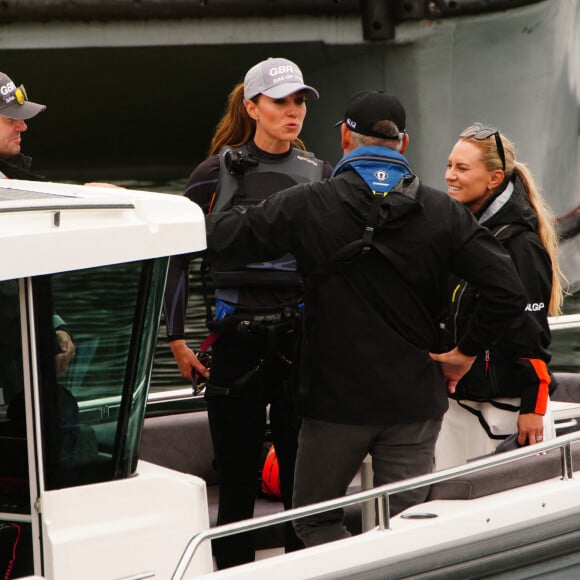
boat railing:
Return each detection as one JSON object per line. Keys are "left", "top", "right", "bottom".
{"left": 171, "top": 431, "right": 580, "bottom": 579}
{"left": 548, "top": 313, "right": 580, "bottom": 330}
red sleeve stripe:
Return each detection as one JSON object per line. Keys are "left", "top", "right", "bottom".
{"left": 521, "top": 358, "right": 550, "bottom": 414}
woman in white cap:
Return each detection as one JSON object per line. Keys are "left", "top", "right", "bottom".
{"left": 164, "top": 57, "right": 332, "bottom": 569}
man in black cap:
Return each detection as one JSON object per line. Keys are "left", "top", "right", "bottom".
{"left": 0, "top": 71, "right": 46, "bottom": 180}
{"left": 205, "top": 90, "right": 531, "bottom": 546}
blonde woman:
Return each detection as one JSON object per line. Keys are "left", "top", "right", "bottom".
{"left": 437, "top": 123, "right": 565, "bottom": 465}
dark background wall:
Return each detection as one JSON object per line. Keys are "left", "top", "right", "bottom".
{"left": 2, "top": 44, "right": 352, "bottom": 181}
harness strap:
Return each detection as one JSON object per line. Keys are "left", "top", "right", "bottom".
{"left": 362, "top": 192, "right": 385, "bottom": 247}
{"left": 200, "top": 257, "right": 214, "bottom": 321}
{"left": 199, "top": 331, "right": 219, "bottom": 354}
{"left": 328, "top": 193, "right": 384, "bottom": 263}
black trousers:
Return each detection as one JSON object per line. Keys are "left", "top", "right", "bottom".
{"left": 206, "top": 329, "right": 302, "bottom": 569}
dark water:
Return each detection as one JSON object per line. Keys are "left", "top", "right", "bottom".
{"left": 118, "top": 178, "right": 580, "bottom": 390}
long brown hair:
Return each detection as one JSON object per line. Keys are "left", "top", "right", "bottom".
{"left": 461, "top": 128, "right": 566, "bottom": 315}
{"left": 208, "top": 82, "right": 306, "bottom": 156}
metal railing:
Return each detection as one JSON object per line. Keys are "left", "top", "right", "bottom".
{"left": 548, "top": 313, "right": 580, "bottom": 330}
{"left": 172, "top": 431, "right": 580, "bottom": 579}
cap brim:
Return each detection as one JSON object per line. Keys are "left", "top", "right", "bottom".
{"left": 0, "top": 101, "right": 46, "bottom": 120}
{"left": 261, "top": 83, "right": 319, "bottom": 101}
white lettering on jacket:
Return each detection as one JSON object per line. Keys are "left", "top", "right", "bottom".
{"left": 525, "top": 302, "right": 545, "bottom": 312}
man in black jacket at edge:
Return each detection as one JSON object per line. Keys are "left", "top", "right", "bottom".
{"left": 205, "top": 90, "right": 531, "bottom": 547}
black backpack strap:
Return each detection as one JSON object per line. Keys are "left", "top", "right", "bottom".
{"left": 315, "top": 191, "right": 436, "bottom": 332}
{"left": 329, "top": 193, "right": 385, "bottom": 263}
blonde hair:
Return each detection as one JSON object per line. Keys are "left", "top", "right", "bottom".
{"left": 461, "top": 128, "right": 566, "bottom": 315}
{"left": 208, "top": 82, "right": 306, "bottom": 156}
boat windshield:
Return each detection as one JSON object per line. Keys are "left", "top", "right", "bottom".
{"left": 0, "top": 258, "right": 168, "bottom": 497}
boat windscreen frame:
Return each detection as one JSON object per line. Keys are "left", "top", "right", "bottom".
{"left": 112, "top": 258, "right": 159, "bottom": 479}
{"left": 28, "top": 257, "right": 170, "bottom": 490}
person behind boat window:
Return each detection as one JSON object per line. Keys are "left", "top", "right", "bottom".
{"left": 437, "top": 123, "right": 565, "bottom": 460}
{"left": 205, "top": 90, "right": 532, "bottom": 547}
{"left": 163, "top": 57, "right": 332, "bottom": 569}
{"left": 0, "top": 281, "right": 75, "bottom": 410}
{"left": 0, "top": 71, "right": 46, "bottom": 180}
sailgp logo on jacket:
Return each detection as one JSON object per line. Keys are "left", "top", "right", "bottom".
{"left": 525, "top": 302, "right": 545, "bottom": 312}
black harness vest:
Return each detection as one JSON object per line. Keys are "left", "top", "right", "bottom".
{"left": 210, "top": 145, "right": 324, "bottom": 292}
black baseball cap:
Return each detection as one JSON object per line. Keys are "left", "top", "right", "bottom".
{"left": 335, "top": 90, "right": 406, "bottom": 139}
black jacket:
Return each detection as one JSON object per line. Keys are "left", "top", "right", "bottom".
{"left": 0, "top": 153, "right": 44, "bottom": 180}
{"left": 206, "top": 153, "right": 529, "bottom": 425}
{"left": 443, "top": 175, "right": 554, "bottom": 414}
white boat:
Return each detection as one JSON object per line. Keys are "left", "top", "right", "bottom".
{"left": 0, "top": 179, "right": 213, "bottom": 579}
{"left": 1, "top": 178, "right": 580, "bottom": 579}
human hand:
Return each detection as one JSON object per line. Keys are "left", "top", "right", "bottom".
{"left": 55, "top": 329, "right": 76, "bottom": 377}
{"left": 429, "top": 347, "right": 476, "bottom": 394}
{"left": 517, "top": 413, "right": 544, "bottom": 446}
{"left": 84, "top": 182, "right": 122, "bottom": 188}
{"left": 170, "top": 339, "right": 210, "bottom": 382}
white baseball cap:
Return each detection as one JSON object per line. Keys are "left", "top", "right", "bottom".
{"left": 243, "top": 58, "right": 319, "bottom": 102}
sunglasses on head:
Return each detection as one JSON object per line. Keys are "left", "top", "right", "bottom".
{"left": 459, "top": 124, "right": 506, "bottom": 171}
{"left": 1, "top": 84, "right": 28, "bottom": 107}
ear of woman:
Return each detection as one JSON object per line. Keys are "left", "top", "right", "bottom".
{"left": 488, "top": 168, "right": 505, "bottom": 191}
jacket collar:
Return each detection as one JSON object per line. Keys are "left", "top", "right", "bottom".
{"left": 332, "top": 145, "right": 412, "bottom": 195}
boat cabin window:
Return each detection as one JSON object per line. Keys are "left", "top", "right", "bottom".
{"left": 0, "top": 258, "right": 168, "bottom": 497}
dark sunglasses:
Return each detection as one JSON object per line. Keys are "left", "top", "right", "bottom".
{"left": 459, "top": 124, "right": 506, "bottom": 171}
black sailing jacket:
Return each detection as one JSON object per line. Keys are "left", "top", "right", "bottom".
{"left": 206, "top": 161, "right": 529, "bottom": 425}
{"left": 443, "top": 174, "right": 555, "bottom": 414}
{"left": 0, "top": 153, "right": 44, "bottom": 180}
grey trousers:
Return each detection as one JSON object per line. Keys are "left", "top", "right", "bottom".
{"left": 292, "top": 416, "right": 443, "bottom": 547}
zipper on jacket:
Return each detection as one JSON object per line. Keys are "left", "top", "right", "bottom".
{"left": 452, "top": 282, "right": 468, "bottom": 344}
{"left": 485, "top": 349, "right": 490, "bottom": 373}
